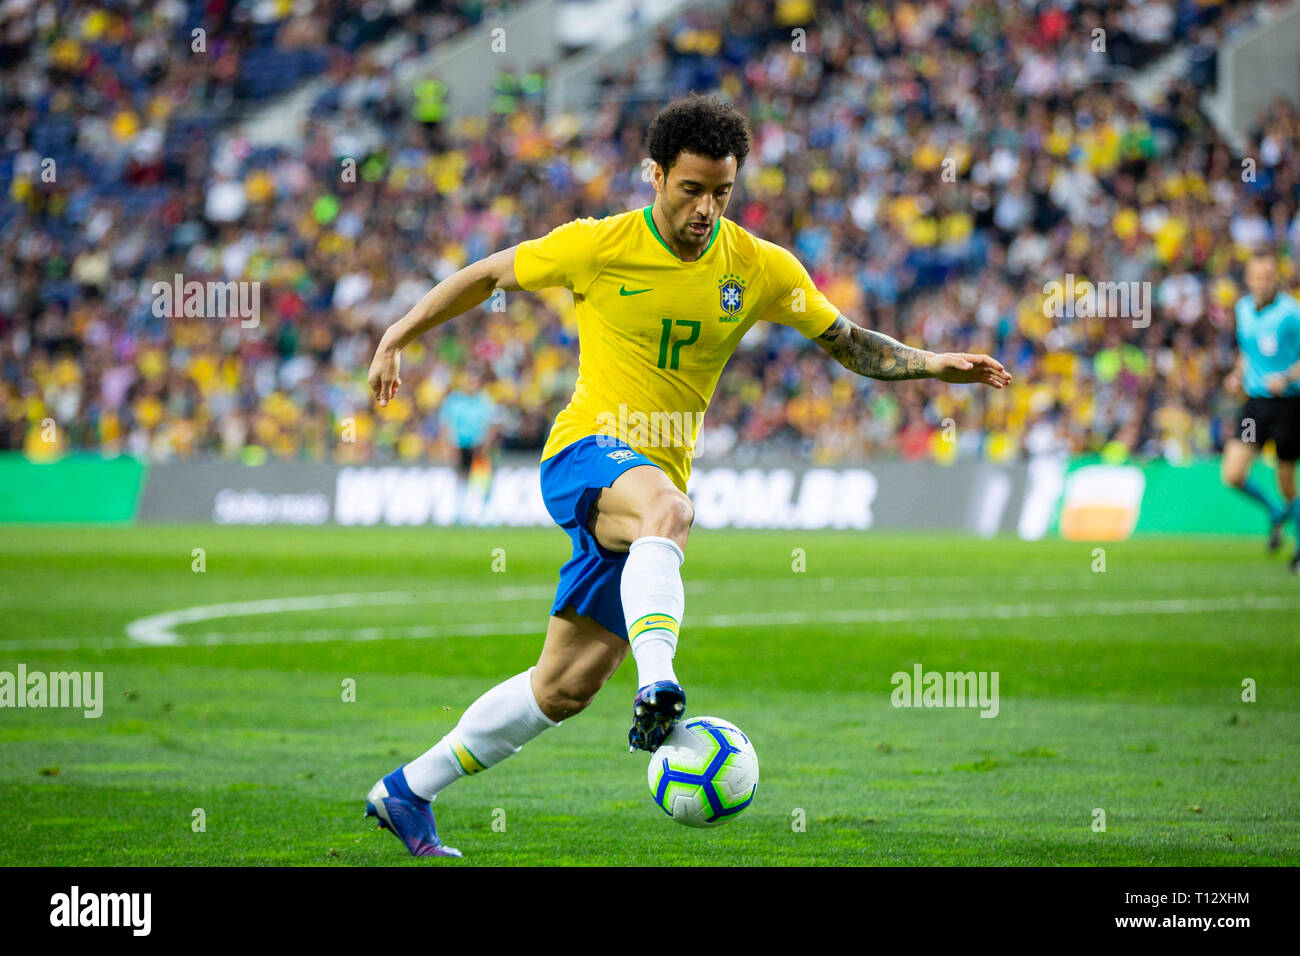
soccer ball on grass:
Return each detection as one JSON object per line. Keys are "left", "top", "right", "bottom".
{"left": 647, "top": 716, "right": 758, "bottom": 827}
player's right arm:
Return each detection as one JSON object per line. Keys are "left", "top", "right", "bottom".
{"left": 1224, "top": 353, "right": 1245, "bottom": 396}
{"left": 1225, "top": 297, "right": 1250, "bottom": 397}
{"left": 368, "top": 246, "right": 521, "bottom": 406}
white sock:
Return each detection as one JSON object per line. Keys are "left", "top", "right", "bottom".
{"left": 621, "top": 535, "right": 685, "bottom": 689}
{"left": 402, "top": 667, "right": 560, "bottom": 801}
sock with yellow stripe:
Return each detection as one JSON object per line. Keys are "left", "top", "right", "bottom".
{"left": 402, "top": 666, "right": 559, "bottom": 801}
{"left": 622, "top": 535, "right": 685, "bottom": 689}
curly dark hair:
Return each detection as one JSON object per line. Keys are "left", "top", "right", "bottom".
{"left": 646, "top": 94, "right": 751, "bottom": 172}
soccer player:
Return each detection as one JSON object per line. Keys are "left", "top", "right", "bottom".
{"left": 362, "top": 95, "right": 1011, "bottom": 856}
{"left": 1221, "top": 250, "right": 1300, "bottom": 568}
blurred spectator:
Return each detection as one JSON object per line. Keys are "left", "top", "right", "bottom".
{"left": 440, "top": 365, "right": 500, "bottom": 476}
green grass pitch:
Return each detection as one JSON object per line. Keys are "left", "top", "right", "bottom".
{"left": 1, "top": 525, "right": 1296, "bottom": 866}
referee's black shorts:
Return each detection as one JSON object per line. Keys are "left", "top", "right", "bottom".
{"left": 1237, "top": 395, "right": 1300, "bottom": 462}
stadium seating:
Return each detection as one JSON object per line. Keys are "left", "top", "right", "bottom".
{"left": 0, "top": 0, "right": 1297, "bottom": 468}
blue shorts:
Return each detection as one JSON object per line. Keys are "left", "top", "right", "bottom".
{"left": 539, "top": 435, "right": 661, "bottom": 640}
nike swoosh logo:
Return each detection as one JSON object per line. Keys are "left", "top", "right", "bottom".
{"left": 619, "top": 285, "right": 653, "bottom": 296}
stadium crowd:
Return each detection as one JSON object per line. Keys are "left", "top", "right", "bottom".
{"left": 2, "top": 0, "right": 1298, "bottom": 469}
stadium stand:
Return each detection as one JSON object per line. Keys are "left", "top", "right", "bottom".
{"left": 1, "top": 0, "right": 1297, "bottom": 469}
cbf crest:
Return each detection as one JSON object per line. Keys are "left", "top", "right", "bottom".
{"left": 718, "top": 273, "right": 746, "bottom": 322}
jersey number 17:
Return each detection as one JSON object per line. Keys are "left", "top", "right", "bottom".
{"left": 657, "top": 318, "right": 700, "bottom": 370}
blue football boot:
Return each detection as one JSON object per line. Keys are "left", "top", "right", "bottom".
{"left": 364, "top": 766, "right": 462, "bottom": 858}
{"left": 628, "top": 680, "right": 686, "bottom": 752}
{"left": 1268, "top": 513, "right": 1286, "bottom": 554}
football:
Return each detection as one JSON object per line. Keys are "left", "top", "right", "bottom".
{"left": 647, "top": 716, "right": 759, "bottom": 827}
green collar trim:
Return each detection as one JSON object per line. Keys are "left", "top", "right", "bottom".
{"left": 643, "top": 205, "right": 720, "bottom": 261}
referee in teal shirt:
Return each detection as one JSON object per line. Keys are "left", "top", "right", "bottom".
{"left": 1221, "top": 251, "right": 1300, "bottom": 572}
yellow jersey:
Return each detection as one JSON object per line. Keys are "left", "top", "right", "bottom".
{"left": 513, "top": 206, "right": 840, "bottom": 491}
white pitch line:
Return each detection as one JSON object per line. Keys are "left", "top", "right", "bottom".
{"left": 694, "top": 572, "right": 1277, "bottom": 595}
{"left": 5, "top": 590, "right": 1297, "bottom": 652}
{"left": 119, "top": 569, "right": 1290, "bottom": 647}
{"left": 0, "top": 568, "right": 1289, "bottom": 651}
{"left": 696, "top": 593, "right": 1300, "bottom": 627}
{"left": 193, "top": 592, "right": 1300, "bottom": 646}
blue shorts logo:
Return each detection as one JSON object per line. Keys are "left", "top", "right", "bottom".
{"left": 607, "top": 449, "right": 636, "bottom": 462}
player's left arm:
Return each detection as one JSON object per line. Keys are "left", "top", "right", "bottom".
{"left": 813, "top": 314, "right": 1011, "bottom": 388}
{"left": 1265, "top": 298, "right": 1300, "bottom": 395}
{"left": 1265, "top": 358, "right": 1300, "bottom": 395}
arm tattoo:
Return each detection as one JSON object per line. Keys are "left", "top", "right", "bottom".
{"left": 815, "top": 316, "right": 932, "bottom": 380}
